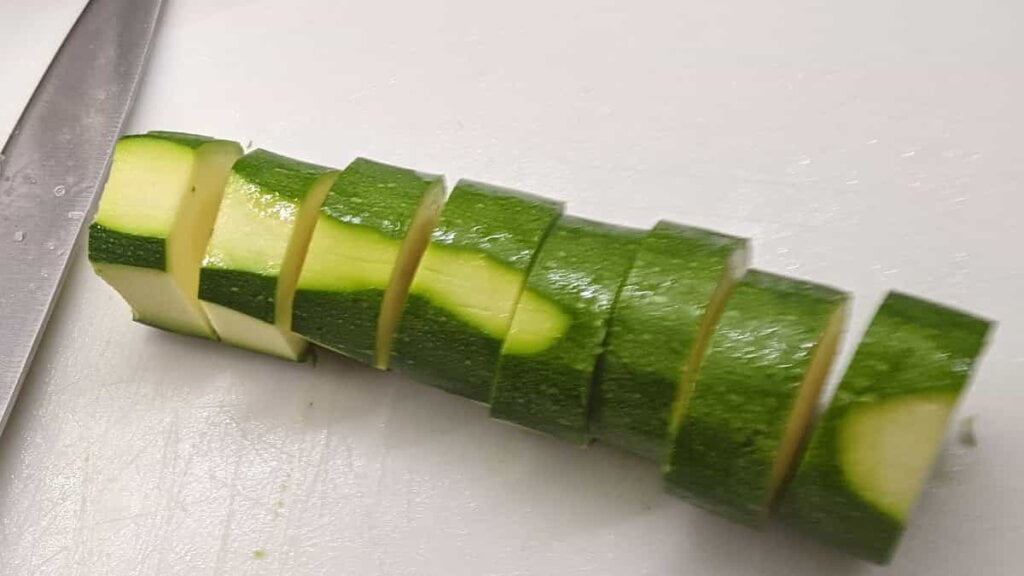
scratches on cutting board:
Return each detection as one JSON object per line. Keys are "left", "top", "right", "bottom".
{"left": 33, "top": 545, "right": 69, "bottom": 574}
{"left": 150, "top": 419, "right": 201, "bottom": 574}
{"left": 268, "top": 429, "right": 334, "bottom": 575}
{"left": 212, "top": 452, "right": 243, "bottom": 576}
{"left": 131, "top": 420, "right": 183, "bottom": 575}
{"left": 2, "top": 279, "right": 403, "bottom": 575}
{"left": 70, "top": 452, "right": 92, "bottom": 573}
{"left": 272, "top": 476, "right": 290, "bottom": 520}
{"left": 92, "top": 510, "right": 152, "bottom": 526}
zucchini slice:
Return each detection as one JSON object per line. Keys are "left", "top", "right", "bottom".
{"left": 665, "top": 270, "right": 848, "bottom": 525}
{"left": 89, "top": 131, "right": 241, "bottom": 338}
{"left": 777, "top": 292, "right": 992, "bottom": 564}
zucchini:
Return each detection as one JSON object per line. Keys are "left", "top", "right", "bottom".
{"left": 199, "top": 149, "right": 338, "bottom": 360}
{"left": 777, "top": 292, "right": 992, "bottom": 564}
{"left": 292, "top": 158, "right": 445, "bottom": 368}
{"left": 590, "top": 221, "right": 748, "bottom": 461}
{"left": 490, "top": 216, "right": 641, "bottom": 444}
{"left": 390, "top": 179, "right": 563, "bottom": 401}
{"left": 664, "top": 270, "right": 848, "bottom": 525}
{"left": 89, "top": 131, "right": 241, "bottom": 338}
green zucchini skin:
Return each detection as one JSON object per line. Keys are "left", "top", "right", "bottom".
{"left": 591, "top": 220, "right": 747, "bottom": 461}
{"left": 665, "top": 270, "right": 848, "bottom": 525}
{"left": 390, "top": 179, "right": 564, "bottom": 402}
{"left": 89, "top": 131, "right": 242, "bottom": 339}
{"left": 199, "top": 148, "right": 338, "bottom": 360}
{"left": 292, "top": 157, "right": 445, "bottom": 367}
{"left": 777, "top": 292, "right": 992, "bottom": 564}
{"left": 490, "top": 215, "right": 642, "bottom": 445}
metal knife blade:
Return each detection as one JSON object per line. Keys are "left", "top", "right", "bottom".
{"left": 0, "top": 0, "right": 165, "bottom": 435}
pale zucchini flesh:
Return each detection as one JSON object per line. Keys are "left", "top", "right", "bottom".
{"left": 840, "top": 393, "right": 956, "bottom": 521}
{"left": 89, "top": 132, "right": 242, "bottom": 338}
{"left": 777, "top": 292, "right": 991, "bottom": 564}
{"left": 375, "top": 186, "right": 445, "bottom": 368}
{"left": 389, "top": 179, "right": 564, "bottom": 401}
{"left": 292, "top": 157, "right": 446, "bottom": 368}
{"left": 199, "top": 149, "right": 338, "bottom": 360}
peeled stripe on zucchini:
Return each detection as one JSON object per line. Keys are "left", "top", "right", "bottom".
{"left": 390, "top": 179, "right": 563, "bottom": 402}
{"left": 490, "top": 216, "right": 641, "bottom": 444}
{"left": 199, "top": 149, "right": 338, "bottom": 360}
{"left": 292, "top": 158, "right": 445, "bottom": 368}
{"left": 89, "top": 131, "right": 242, "bottom": 338}
{"left": 777, "top": 292, "right": 992, "bottom": 564}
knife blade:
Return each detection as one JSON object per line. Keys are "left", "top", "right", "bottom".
{"left": 0, "top": 0, "right": 164, "bottom": 435}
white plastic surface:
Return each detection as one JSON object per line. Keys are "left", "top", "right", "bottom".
{"left": 0, "top": 1, "right": 84, "bottom": 145}
{"left": 1, "top": 1, "right": 1023, "bottom": 574}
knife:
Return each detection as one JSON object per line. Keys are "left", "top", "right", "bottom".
{"left": 0, "top": 0, "right": 164, "bottom": 436}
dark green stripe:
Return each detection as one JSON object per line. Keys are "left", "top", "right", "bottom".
{"left": 777, "top": 292, "right": 991, "bottom": 564}
{"left": 320, "top": 158, "right": 443, "bottom": 242}
{"left": 390, "top": 293, "right": 503, "bottom": 401}
{"left": 432, "top": 179, "right": 564, "bottom": 269}
{"left": 491, "top": 216, "right": 642, "bottom": 444}
{"left": 87, "top": 223, "right": 166, "bottom": 270}
{"left": 495, "top": 354, "right": 594, "bottom": 444}
{"left": 199, "top": 267, "right": 277, "bottom": 324}
{"left": 232, "top": 149, "right": 334, "bottom": 203}
{"left": 665, "top": 270, "right": 845, "bottom": 525}
{"left": 592, "top": 221, "right": 745, "bottom": 461}
{"left": 390, "top": 179, "right": 563, "bottom": 402}
{"left": 292, "top": 288, "right": 383, "bottom": 365}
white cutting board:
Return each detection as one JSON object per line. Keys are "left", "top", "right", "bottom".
{"left": 2, "top": 1, "right": 1022, "bottom": 574}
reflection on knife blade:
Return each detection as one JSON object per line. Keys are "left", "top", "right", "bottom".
{"left": 0, "top": 0, "right": 165, "bottom": 437}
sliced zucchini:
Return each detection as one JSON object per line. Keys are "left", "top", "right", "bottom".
{"left": 590, "top": 220, "right": 748, "bottom": 461}
{"left": 490, "top": 215, "right": 642, "bottom": 444}
{"left": 390, "top": 179, "right": 564, "bottom": 401}
{"left": 664, "top": 270, "right": 848, "bottom": 525}
{"left": 292, "top": 158, "right": 445, "bottom": 368}
{"left": 199, "top": 149, "right": 338, "bottom": 360}
{"left": 777, "top": 292, "right": 992, "bottom": 564}
{"left": 89, "top": 131, "right": 242, "bottom": 338}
